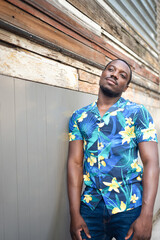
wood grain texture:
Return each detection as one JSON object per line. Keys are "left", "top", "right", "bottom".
{"left": 66, "top": 0, "right": 159, "bottom": 69}
{"left": 78, "top": 80, "right": 99, "bottom": 94}
{"left": 1, "top": 0, "right": 106, "bottom": 66}
{"left": 0, "top": 44, "right": 79, "bottom": 89}
{"left": 78, "top": 69, "right": 99, "bottom": 84}
{"left": 1, "top": 0, "right": 159, "bottom": 84}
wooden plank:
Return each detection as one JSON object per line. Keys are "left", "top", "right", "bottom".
{"left": 66, "top": 0, "right": 159, "bottom": 68}
{"left": 4, "top": 0, "right": 159, "bottom": 84}
{"left": 78, "top": 80, "right": 99, "bottom": 95}
{"left": 6, "top": 0, "right": 116, "bottom": 59}
{"left": 8, "top": 0, "right": 152, "bottom": 68}
{"left": 0, "top": 44, "right": 79, "bottom": 89}
{"left": 0, "top": 28, "right": 102, "bottom": 75}
{"left": 0, "top": 0, "right": 106, "bottom": 66}
{"left": 0, "top": 28, "right": 159, "bottom": 93}
{"left": 78, "top": 69, "right": 99, "bottom": 84}
{"left": 16, "top": 0, "right": 159, "bottom": 71}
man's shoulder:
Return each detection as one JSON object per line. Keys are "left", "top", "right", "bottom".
{"left": 72, "top": 101, "right": 96, "bottom": 116}
{"left": 123, "top": 98, "right": 143, "bottom": 111}
{"left": 71, "top": 100, "right": 97, "bottom": 119}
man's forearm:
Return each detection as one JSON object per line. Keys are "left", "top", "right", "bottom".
{"left": 138, "top": 141, "right": 159, "bottom": 218}
{"left": 67, "top": 161, "right": 83, "bottom": 217}
{"left": 140, "top": 161, "right": 159, "bottom": 218}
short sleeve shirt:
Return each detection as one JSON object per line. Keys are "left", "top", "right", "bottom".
{"left": 69, "top": 97, "right": 158, "bottom": 215}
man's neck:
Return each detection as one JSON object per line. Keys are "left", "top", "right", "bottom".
{"left": 97, "top": 91, "right": 121, "bottom": 117}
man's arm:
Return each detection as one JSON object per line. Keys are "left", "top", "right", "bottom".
{"left": 67, "top": 140, "right": 91, "bottom": 240}
{"left": 125, "top": 141, "right": 159, "bottom": 240}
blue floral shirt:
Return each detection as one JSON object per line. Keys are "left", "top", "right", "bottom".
{"left": 69, "top": 97, "right": 157, "bottom": 215}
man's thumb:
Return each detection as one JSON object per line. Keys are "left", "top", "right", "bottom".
{"left": 125, "top": 225, "right": 133, "bottom": 240}
{"left": 83, "top": 224, "right": 91, "bottom": 239}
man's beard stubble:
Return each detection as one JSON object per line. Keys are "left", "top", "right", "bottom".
{"left": 100, "top": 85, "right": 121, "bottom": 98}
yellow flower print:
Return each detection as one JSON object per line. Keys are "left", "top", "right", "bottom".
{"left": 98, "top": 155, "right": 106, "bottom": 168}
{"left": 141, "top": 122, "right": 157, "bottom": 140}
{"left": 87, "top": 154, "right": 97, "bottom": 166}
{"left": 77, "top": 112, "right": 88, "bottom": 122}
{"left": 83, "top": 139, "right": 87, "bottom": 150}
{"left": 112, "top": 201, "right": 126, "bottom": 214}
{"left": 101, "top": 161, "right": 106, "bottom": 167}
{"left": 131, "top": 194, "right": 138, "bottom": 203}
{"left": 84, "top": 194, "right": 92, "bottom": 203}
{"left": 136, "top": 176, "right": 142, "bottom": 181}
{"left": 69, "top": 133, "right": 75, "bottom": 141}
{"left": 98, "top": 142, "right": 104, "bottom": 150}
{"left": 99, "top": 156, "right": 104, "bottom": 161}
{"left": 127, "top": 208, "right": 133, "bottom": 211}
{"left": 119, "top": 126, "right": 136, "bottom": 144}
{"left": 103, "top": 177, "right": 122, "bottom": 193}
{"left": 92, "top": 101, "right": 97, "bottom": 107}
{"left": 98, "top": 122, "right": 105, "bottom": 128}
{"left": 83, "top": 172, "right": 90, "bottom": 181}
{"left": 131, "top": 159, "right": 141, "bottom": 172}
{"left": 73, "top": 121, "right": 79, "bottom": 130}
{"left": 110, "top": 108, "right": 124, "bottom": 116}
{"left": 125, "top": 117, "right": 134, "bottom": 125}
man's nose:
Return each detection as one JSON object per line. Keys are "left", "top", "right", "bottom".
{"left": 110, "top": 71, "right": 118, "bottom": 80}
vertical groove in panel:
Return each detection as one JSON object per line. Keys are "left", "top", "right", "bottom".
{"left": 45, "top": 86, "right": 59, "bottom": 239}
{"left": 25, "top": 80, "right": 31, "bottom": 240}
{"left": 0, "top": 75, "right": 18, "bottom": 240}
{"left": 36, "top": 84, "right": 48, "bottom": 240}
{"left": 15, "top": 79, "right": 30, "bottom": 240}
{"left": 26, "top": 81, "right": 41, "bottom": 240}
{"left": 14, "top": 78, "right": 20, "bottom": 240}
{"left": 0, "top": 78, "right": 5, "bottom": 240}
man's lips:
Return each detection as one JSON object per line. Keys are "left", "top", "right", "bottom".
{"left": 105, "top": 77, "right": 118, "bottom": 85}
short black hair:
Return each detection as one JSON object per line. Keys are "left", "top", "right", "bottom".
{"left": 104, "top": 59, "right": 132, "bottom": 85}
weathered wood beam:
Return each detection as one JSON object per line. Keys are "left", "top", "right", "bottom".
{"left": 0, "top": 0, "right": 159, "bottom": 84}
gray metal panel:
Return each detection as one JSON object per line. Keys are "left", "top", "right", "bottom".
{"left": 14, "top": 79, "right": 30, "bottom": 240}
{"left": 0, "top": 76, "right": 19, "bottom": 240}
{"left": 0, "top": 75, "right": 96, "bottom": 240}
{"left": 105, "top": 0, "right": 157, "bottom": 49}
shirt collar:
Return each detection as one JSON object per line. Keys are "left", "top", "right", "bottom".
{"left": 90, "top": 97, "right": 127, "bottom": 118}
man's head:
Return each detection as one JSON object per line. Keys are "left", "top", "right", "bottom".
{"left": 99, "top": 59, "right": 132, "bottom": 98}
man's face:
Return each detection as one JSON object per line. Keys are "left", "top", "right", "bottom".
{"left": 99, "top": 60, "right": 130, "bottom": 97}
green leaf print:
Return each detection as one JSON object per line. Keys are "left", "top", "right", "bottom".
{"left": 100, "top": 142, "right": 112, "bottom": 158}
{"left": 103, "top": 114, "right": 110, "bottom": 125}
{"left": 117, "top": 111, "right": 126, "bottom": 128}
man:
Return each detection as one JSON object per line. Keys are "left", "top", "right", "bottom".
{"left": 67, "top": 59, "right": 159, "bottom": 240}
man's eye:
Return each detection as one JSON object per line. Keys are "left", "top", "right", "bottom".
{"left": 108, "top": 68, "right": 113, "bottom": 71}
{"left": 121, "top": 74, "right": 126, "bottom": 79}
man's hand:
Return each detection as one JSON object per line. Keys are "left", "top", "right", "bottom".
{"left": 70, "top": 214, "right": 91, "bottom": 240}
{"left": 125, "top": 215, "right": 152, "bottom": 240}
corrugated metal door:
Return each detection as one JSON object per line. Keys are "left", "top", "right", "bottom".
{"left": 104, "top": 0, "right": 158, "bottom": 49}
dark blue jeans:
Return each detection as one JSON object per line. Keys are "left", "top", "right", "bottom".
{"left": 80, "top": 199, "right": 141, "bottom": 240}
